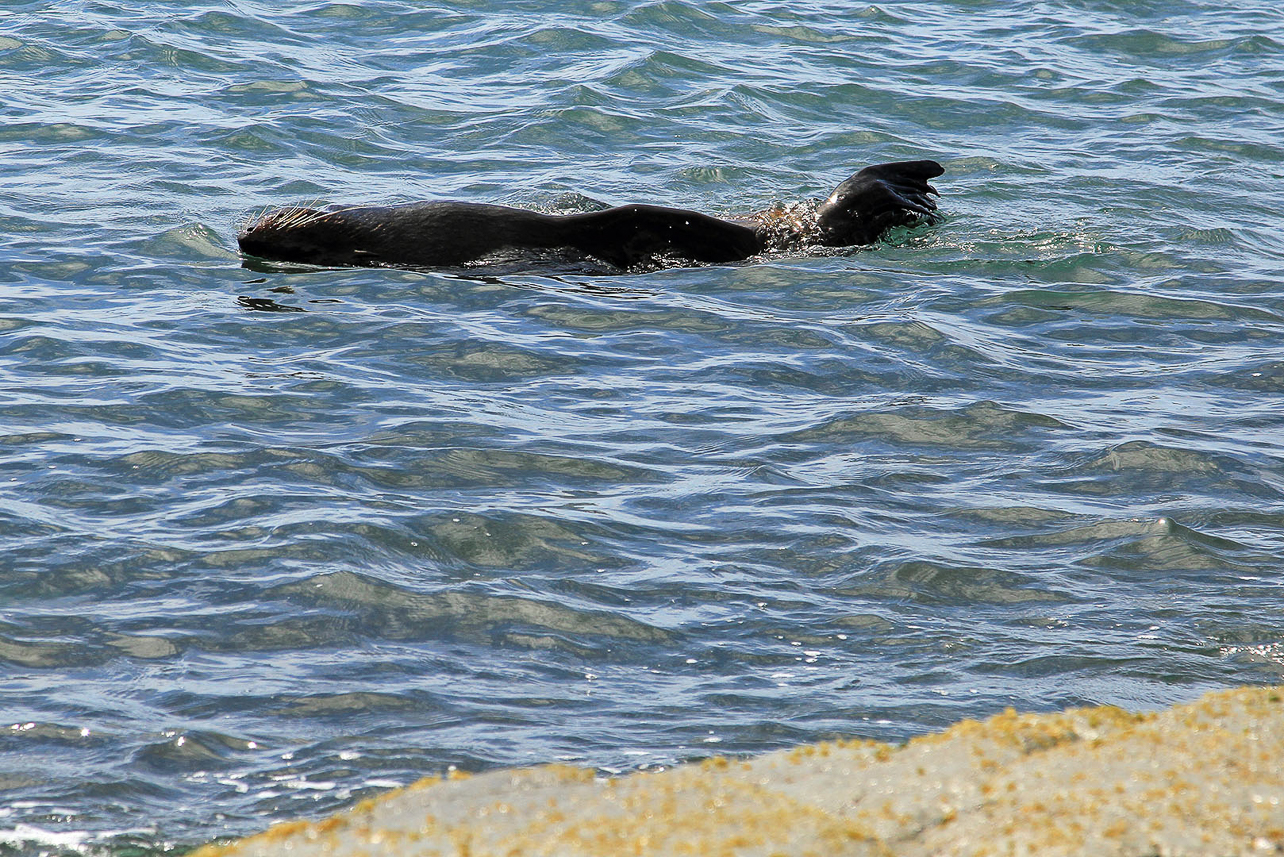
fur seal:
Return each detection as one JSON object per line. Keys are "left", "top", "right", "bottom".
{"left": 238, "top": 160, "right": 943, "bottom": 271}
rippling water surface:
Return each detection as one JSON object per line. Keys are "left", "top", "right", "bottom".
{"left": 3, "top": 1, "right": 1284, "bottom": 852}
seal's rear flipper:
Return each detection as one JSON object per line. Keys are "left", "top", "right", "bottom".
{"left": 815, "top": 160, "right": 944, "bottom": 246}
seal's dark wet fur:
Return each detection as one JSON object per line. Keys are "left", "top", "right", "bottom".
{"left": 238, "top": 160, "right": 943, "bottom": 271}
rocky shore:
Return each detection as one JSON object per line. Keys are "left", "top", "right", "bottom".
{"left": 194, "top": 685, "right": 1284, "bottom": 856}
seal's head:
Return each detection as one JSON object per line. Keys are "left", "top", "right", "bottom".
{"left": 815, "top": 160, "right": 944, "bottom": 246}
{"left": 237, "top": 206, "right": 368, "bottom": 266}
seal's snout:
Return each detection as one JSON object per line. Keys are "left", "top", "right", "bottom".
{"left": 237, "top": 206, "right": 337, "bottom": 264}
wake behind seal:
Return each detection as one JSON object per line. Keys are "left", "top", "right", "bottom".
{"left": 237, "top": 160, "right": 944, "bottom": 272}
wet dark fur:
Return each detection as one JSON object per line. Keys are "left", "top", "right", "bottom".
{"left": 238, "top": 160, "right": 943, "bottom": 271}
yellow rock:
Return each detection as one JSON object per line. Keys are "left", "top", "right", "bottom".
{"left": 194, "top": 685, "right": 1284, "bottom": 857}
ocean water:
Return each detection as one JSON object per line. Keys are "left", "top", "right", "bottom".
{"left": 3, "top": 0, "right": 1284, "bottom": 852}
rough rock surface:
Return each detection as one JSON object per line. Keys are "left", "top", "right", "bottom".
{"left": 194, "top": 685, "right": 1284, "bottom": 856}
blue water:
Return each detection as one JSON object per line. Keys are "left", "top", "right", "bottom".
{"left": 3, "top": 1, "right": 1284, "bottom": 852}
